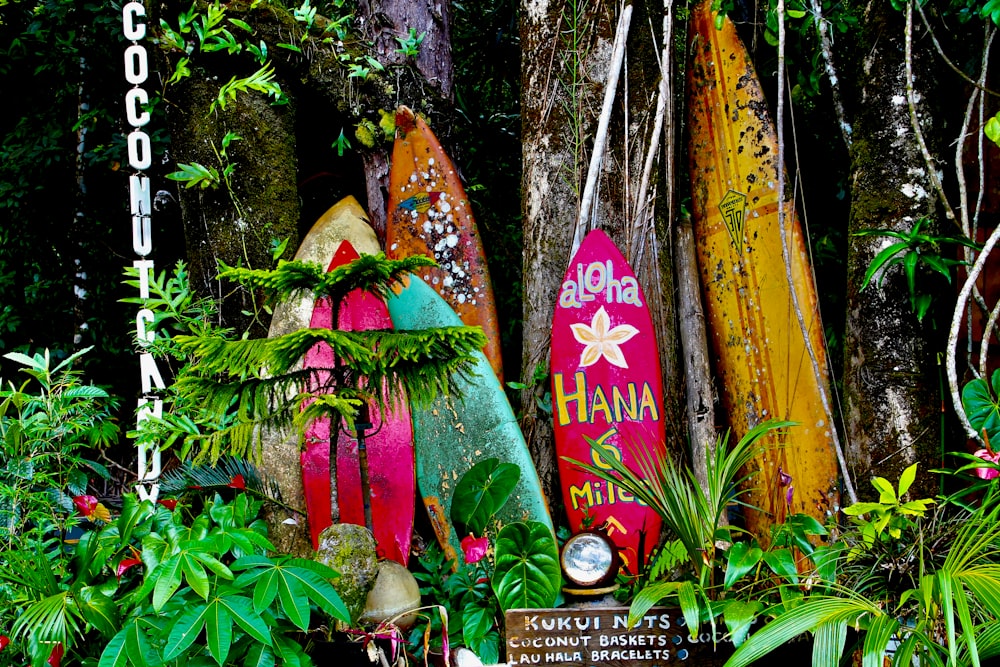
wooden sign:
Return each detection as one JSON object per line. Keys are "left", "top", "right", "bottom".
{"left": 505, "top": 607, "right": 734, "bottom": 666}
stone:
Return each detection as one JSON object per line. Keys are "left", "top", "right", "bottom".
{"left": 358, "top": 560, "right": 421, "bottom": 628}
{"left": 314, "top": 523, "right": 379, "bottom": 622}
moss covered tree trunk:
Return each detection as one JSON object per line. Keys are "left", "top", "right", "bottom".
{"left": 842, "top": 1, "right": 950, "bottom": 499}
{"left": 520, "top": 0, "right": 682, "bottom": 515}
{"left": 155, "top": 0, "right": 456, "bottom": 556}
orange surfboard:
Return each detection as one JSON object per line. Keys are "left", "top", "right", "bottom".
{"left": 687, "top": 1, "right": 839, "bottom": 539}
{"left": 385, "top": 106, "right": 503, "bottom": 381}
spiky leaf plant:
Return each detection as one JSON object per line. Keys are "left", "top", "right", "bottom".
{"left": 141, "top": 254, "right": 487, "bottom": 463}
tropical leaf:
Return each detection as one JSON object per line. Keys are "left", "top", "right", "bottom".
{"left": 726, "top": 597, "right": 876, "bottom": 667}
{"left": 450, "top": 458, "right": 520, "bottom": 536}
{"left": 963, "top": 370, "right": 1000, "bottom": 444}
{"left": 723, "top": 599, "right": 763, "bottom": 647}
{"left": 491, "top": 521, "right": 560, "bottom": 611}
{"left": 164, "top": 603, "right": 209, "bottom": 661}
{"left": 724, "top": 542, "right": 763, "bottom": 590}
{"left": 205, "top": 601, "right": 233, "bottom": 665}
{"left": 231, "top": 556, "right": 350, "bottom": 626}
{"left": 628, "top": 581, "right": 683, "bottom": 628}
{"left": 812, "top": 619, "right": 847, "bottom": 666}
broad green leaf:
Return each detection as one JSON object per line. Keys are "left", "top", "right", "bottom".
{"left": 277, "top": 574, "right": 310, "bottom": 630}
{"left": 123, "top": 619, "right": 156, "bottom": 667}
{"left": 164, "top": 603, "right": 209, "bottom": 660}
{"left": 677, "top": 580, "right": 700, "bottom": 637}
{"left": 491, "top": 521, "right": 560, "bottom": 612}
{"left": 724, "top": 542, "right": 763, "bottom": 590}
{"left": 118, "top": 495, "right": 154, "bottom": 545}
{"left": 244, "top": 644, "right": 276, "bottom": 667}
{"left": 98, "top": 627, "right": 129, "bottom": 667}
{"left": 283, "top": 565, "right": 350, "bottom": 624}
{"left": 153, "top": 555, "right": 184, "bottom": 611}
{"left": 77, "top": 585, "right": 120, "bottom": 637}
{"left": 182, "top": 554, "right": 211, "bottom": 600}
{"left": 251, "top": 569, "right": 280, "bottom": 613}
{"left": 897, "top": 463, "right": 918, "bottom": 497}
{"left": 221, "top": 595, "right": 272, "bottom": 645}
{"left": 191, "top": 551, "right": 234, "bottom": 579}
{"left": 722, "top": 599, "right": 762, "bottom": 646}
{"left": 763, "top": 549, "right": 799, "bottom": 583}
{"left": 842, "top": 502, "right": 887, "bottom": 516}
{"left": 963, "top": 371, "right": 1000, "bottom": 443}
{"left": 205, "top": 601, "right": 233, "bottom": 665}
{"left": 463, "top": 603, "right": 493, "bottom": 645}
{"left": 451, "top": 458, "right": 521, "bottom": 536}
{"left": 274, "top": 635, "right": 306, "bottom": 667}
{"left": 870, "top": 476, "right": 896, "bottom": 504}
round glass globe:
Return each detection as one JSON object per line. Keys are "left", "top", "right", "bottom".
{"left": 561, "top": 533, "right": 615, "bottom": 587}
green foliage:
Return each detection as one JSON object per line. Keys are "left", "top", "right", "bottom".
{"left": 131, "top": 254, "right": 487, "bottom": 464}
{"left": 0, "top": 481, "right": 348, "bottom": 666}
{"left": 410, "top": 543, "right": 500, "bottom": 662}
{"left": 841, "top": 463, "right": 935, "bottom": 559}
{"left": 855, "top": 217, "right": 979, "bottom": 321}
{"left": 450, "top": 458, "right": 521, "bottom": 537}
{"left": 491, "top": 521, "right": 561, "bottom": 611}
{"left": 962, "top": 369, "right": 1000, "bottom": 444}
{"left": 729, "top": 481, "right": 1000, "bottom": 667}
{"left": 571, "top": 420, "right": 791, "bottom": 585}
{"left": 213, "top": 65, "right": 287, "bottom": 112}
{"left": 411, "top": 461, "right": 559, "bottom": 662}
{"left": 394, "top": 28, "right": 426, "bottom": 57}
{"left": 0, "top": 348, "right": 117, "bottom": 549}
{"left": 986, "top": 111, "right": 1000, "bottom": 147}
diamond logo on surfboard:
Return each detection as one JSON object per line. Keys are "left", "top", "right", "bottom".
{"left": 719, "top": 189, "right": 747, "bottom": 254}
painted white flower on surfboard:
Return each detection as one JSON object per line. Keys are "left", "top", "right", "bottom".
{"left": 570, "top": 306, "right": 639, "bottom": 368}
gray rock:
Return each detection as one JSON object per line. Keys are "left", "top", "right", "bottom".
{"left": 314, "top": 523, "right": 379, "bottom": 623}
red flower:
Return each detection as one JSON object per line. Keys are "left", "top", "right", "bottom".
{"left": 72, "top": 495, "right": 98, "bottom": 518}
{"left": 460, "top": 534, "right": 488, "bottom": 564}
{"left": 157, "top": 498, "right": 178, "bottom": 511}
{"left": 228, "top": 474, "right": 246, "bottom": 490}
{"left": 47, "top": 642, "right": 63, "bottom": 667}
{"left": 116, "top": 558, "right": 142, "bottom": 579}
{"left": 974, "top": 448, "right": 1000, "bottom": 480}
{"left": 0, "top": 635, "right": 9, "bottom": 650}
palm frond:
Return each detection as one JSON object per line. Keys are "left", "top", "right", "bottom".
{"left": 159, "top": 455, "right": 283, "bottom": 503}
{"left": 217, "top": 254, "right": 436, "bottom": 307}
{"left": 568, "top": 420, "right": 790, "bottom": 579}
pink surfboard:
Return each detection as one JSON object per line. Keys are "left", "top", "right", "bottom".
{"left": 301, "top": 241, "right": 415, "bottom": 564}
{"left": 550, "top": 229, "right": 666, "bottom": 572}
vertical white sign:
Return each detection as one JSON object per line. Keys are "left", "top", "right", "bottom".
{"left": 123, "top": 1, "right": 164, "bottom": 503}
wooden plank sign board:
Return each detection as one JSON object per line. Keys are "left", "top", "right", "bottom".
{"left": 504, "top": 607, "right": 734, "bottom": 666}
{"left": 550, "top": 229, "right": 666, "bottom": 571}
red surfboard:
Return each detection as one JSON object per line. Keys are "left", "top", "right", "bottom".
{"left": 551, "top": 229, "right": 665, "bottom": 572}
{"left": 301, "top": 241, "right": 415, "bottom": 564}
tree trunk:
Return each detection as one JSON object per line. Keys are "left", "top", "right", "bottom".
{"left": 842, "top": 0, "right": 950, "bottom": 499}
{"left": 520, "top": 0, "right": 683, "bottom": 515}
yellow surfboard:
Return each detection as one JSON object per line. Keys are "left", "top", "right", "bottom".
{"left": 687, "top": 1, "right": 839, "bottom": 539}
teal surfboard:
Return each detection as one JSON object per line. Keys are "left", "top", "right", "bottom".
{"left": 386, "top": 275, "right": 553, "bottom": 565}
